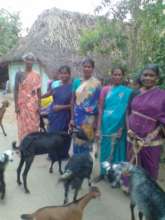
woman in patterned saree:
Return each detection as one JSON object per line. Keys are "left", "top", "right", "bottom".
{"left": 14, "top": 53, "right": 41, "bottom": 143}
{"left": 95, "top": 67, "right": 133, "bottom": 182}
{"left": 70, "top": 58, "right": 101, "bottom": 155}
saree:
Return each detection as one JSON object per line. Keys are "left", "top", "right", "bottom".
{"left": 17, "top": 71, "right": 41, "bottom": 142}
{"left": 48, "top": 83, "right": 72, "bottom": 132}
{"left": 100, "top": 85, "right": 132, "bottom": 175}
{"left": 127, "top": 87, "right": 165, "bottom": 179}
{"left": 48, "top": 83, "right": 72, "bottom": 160}
{"left": 73, "top": 77, "right": 101, "bottom": 155}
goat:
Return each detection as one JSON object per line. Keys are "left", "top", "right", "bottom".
{"left": 12, "top": 128, "right": 88, "bottom": 194}
{"left": 21, "top": 186, "right": 101, "bottom": 220}
{"left": 0, "top": 100, "right": 9, "bottom": 136}
{"left": 0, "top": 150, "right": 14, "bottom": 199}
{"left": 102, "top": 161, "right": 165, "bottom": 220}
{"left": 59, "top": 153, "right": 93, "bottom": 204}
{"left": 39, "top": 115, "right": 47, "bottom": 132}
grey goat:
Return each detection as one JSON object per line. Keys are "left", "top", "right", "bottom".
{"left": 102, "top": 161, "right": 165, "bottom": 220}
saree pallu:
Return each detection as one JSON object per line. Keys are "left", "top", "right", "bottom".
{"left": 100, "top": 85, "right": 132, "bottom": 175}
{"left": 17, "top": 71, "right": 41, "bottom": 142}
{"left": 126, "top": 87, "right": 165, "bottom": 180}
{"left": 73, "top": 77, "right": 101, "bottom": 155}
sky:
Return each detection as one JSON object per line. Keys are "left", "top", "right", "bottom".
{"left": 1, "top": 0, "right": 101, "bottom": 34}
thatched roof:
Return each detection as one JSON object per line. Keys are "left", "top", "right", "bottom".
{"left": 0, "top": 8, "right": 97, "bottom": 77}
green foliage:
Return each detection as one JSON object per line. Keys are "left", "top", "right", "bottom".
{"left": 79, "top": 18, "right": 128, "bottom": 68}
{"left": 0, "top": 9, "right": 21, "bottom": 56}
{"left": 79, "top": 0, "right": 165, "bottom": 87}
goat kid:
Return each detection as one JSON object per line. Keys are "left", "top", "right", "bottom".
{"left": 0, "top": 150, "right": 14, "bottom": 199}
{"left": 12, "top": 128, "right": 88, "bottom": 194}
{"left": 102, "top": 161, "right": 165, "bottom": 220}
{"left": 59, "top": 153, "right": 93, "bottom": 204}
{"left": 21, "top": 186, "right": 101, "bottom": 220}
{"left": 0, "top": 100, "right": 9, "bottom": 136}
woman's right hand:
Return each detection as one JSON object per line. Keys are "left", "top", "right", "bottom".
{"left": 95, "top": 129, "right": 100, "bottom": 140}
{"left": 69, "top": 120, "right": 75, "bottom": 129}
{"left": 127, "top": 129, "right": 136, "bottom": 139}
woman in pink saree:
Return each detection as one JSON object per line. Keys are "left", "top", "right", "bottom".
{"left": 14, "top": 53, "right": 41, "bottom": 142}
{"left": 122, "top": 64, "right": 165, "bottom": 192}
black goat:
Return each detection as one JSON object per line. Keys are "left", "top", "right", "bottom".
{"left": 59, "top": 153, "right": 93, "bottom": 204}
{"left": 39, "top": 115, "right": 47, "bottom": 132}
{"left": 103, "top": 161, "right": 165, "bottom": 220}
{"left": 0, "top": 150, "right": 13, "bottom": 199}
{"left": 12, "top": 129, "right": 88, "bottom": 194}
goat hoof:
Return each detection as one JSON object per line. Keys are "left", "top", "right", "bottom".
{"left": 49, "top": 169, "right": 53, "bottom": 173}
{"left": 17, "top": 181, "right": 22, "bottom": 185}
{"left": 25, "top": 189, "right": 30, "bottom": 194}
{"left": 64, "top": 200, "right": 68, "bottom": 204}
{"left": 1, "top": 195, "right": 5, "bottom": 200}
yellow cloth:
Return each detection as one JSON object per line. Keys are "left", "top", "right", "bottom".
{"left": 41, "top": 96, "right": 53, "bottom": 108}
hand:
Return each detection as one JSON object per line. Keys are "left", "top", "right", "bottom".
{"left": 144, "top": 134, "right": 154, "bottom": 145}
{"left": 69, "top": 120, "right": 75, "bottom": 129}
{"left": 15, "top": 106, "right": 20, "bottom": 114}
{"left": 53, "top": 105, "right": 63, "bottom": 112}
{"left": 95, "top": 130, "right": 100, "bottom": 140}
{"left": 127, "top": 129, "right": 136, "bottom": 139}
{"left": 117, "top": 128, "right": 123, "bottom": 139}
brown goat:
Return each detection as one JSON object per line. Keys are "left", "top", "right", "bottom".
{"left": 0, "top": 100, "right": 9, "bottom": 136}
{"left": 21, "top": 186, "right": 101, "bottom": 220}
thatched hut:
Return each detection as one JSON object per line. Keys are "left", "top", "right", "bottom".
{"left": 0, "top": 8, "right": 97, "bottom": 93}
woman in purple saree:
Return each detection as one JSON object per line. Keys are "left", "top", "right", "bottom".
{"left": 123, "top": 64, "right": 165, "bottom": 191}
{"left": 48, "top": 66, "right": 72, "bottom": 160}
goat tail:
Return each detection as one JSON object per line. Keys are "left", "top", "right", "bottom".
{"left": 20, "top": 214, "right": 33, "bottom": 220}
{"left": 12, "top": 141, "right": 19, "bottom": 150}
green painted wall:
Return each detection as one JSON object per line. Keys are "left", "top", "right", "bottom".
{"left": 8, "top": 62, "right": 49, "bottom": 94}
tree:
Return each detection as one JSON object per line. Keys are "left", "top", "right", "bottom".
{"left": 0, "top": 9, "right": 21, "bottom": 56}
{"left": 79, "top": 17, "right": 128, "bottom": 74}
{"left": 80, "top": 0, "right": 165, "bottom": 86}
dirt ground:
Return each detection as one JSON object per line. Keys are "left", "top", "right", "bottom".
{"left": 0, "top": 93, "right": 164, "bottom": 220}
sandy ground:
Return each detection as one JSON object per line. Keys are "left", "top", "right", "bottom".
{"left": 0, "top": 93, "right": 164, "bottom": 220}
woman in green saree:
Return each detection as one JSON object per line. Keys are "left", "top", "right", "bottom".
{"left": 95, "top": 67, "right": 133, "bottom": 182}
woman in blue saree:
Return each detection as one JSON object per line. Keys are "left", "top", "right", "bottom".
{"left": 95, "top": 67, "right": 133, "bottom": 182}
{"left": 48, "top": 65, "right": 72, "bottom": 160}
{"left": 70, "top": 58, "right": 101, "bottom": 155}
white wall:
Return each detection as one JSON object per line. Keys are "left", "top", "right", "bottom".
{"left": 8, "top": 62, "right": 49, "bottom": 94}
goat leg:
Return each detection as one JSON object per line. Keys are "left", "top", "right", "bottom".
{"left": 73, "top": 188, "right": 79, "bottom": 202}
{"left": 64, "top": 183, "right": 69, "bottom": 204}
{"left": 88, "top": 177, "right": 92, "bottom": 187}
{"left": 0, "top": 124, "right": 7, "bottom": 136}
{"left": 58, "top": 159, "right": 63, "bottom": 175}
{"left": 22, "top": 157, "right": 34, "bottom": 193}
{"left": 49, "top": 160, "right": 55, "bottom": 173}
{"left": 17, "top": 155, "right": 25, "bottom": 185}
{"left": 130, "top": 202, "right": 136, "bottom": 220}
{"left": 138, "top": 211, "right": 143, "bottom": 220}
{"left": 1, "top": 183, "right": 5, "bottom": 200}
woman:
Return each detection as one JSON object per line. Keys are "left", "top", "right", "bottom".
{"left": 95, "top": 67, "right": 133, "bottom": 182}
{"left": 48, "top": 65, "right": 72, "bottom": 133}
{"left": 14, "top": 53, "right": 41, "bottom": 142}
{"left": 126, "top": 64, "right": 165, "bottom": 183}
{"left": 70, "top": 58, "right": 101, "bottom": 155}
{"left": 48, "top": 65, "right": 72, "bottom": 160}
